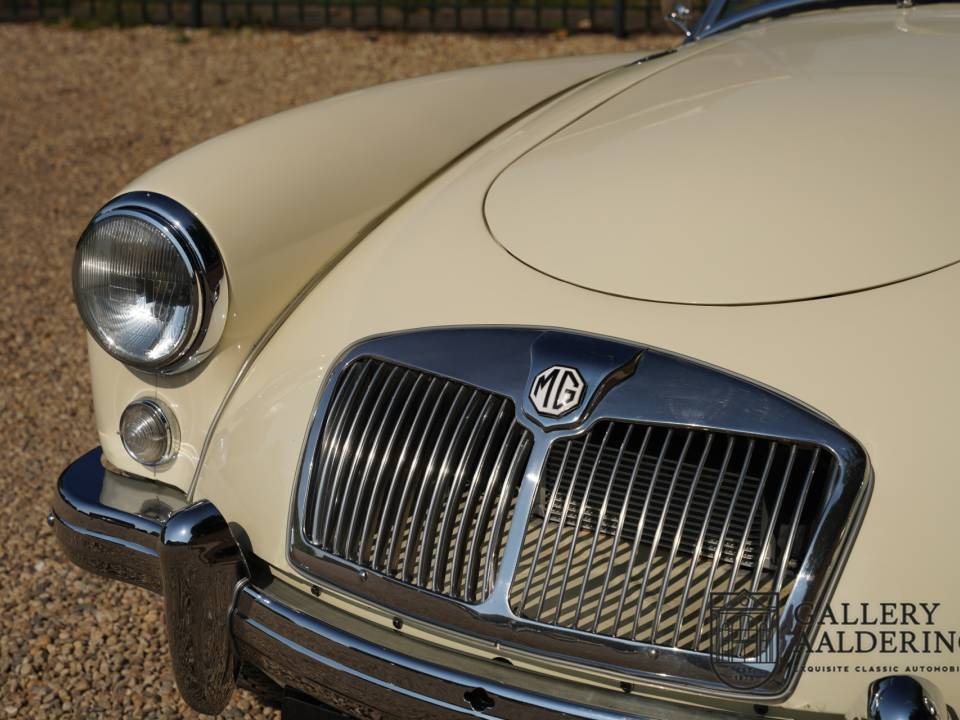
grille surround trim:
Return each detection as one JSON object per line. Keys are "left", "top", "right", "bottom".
{"left": 289, "top": 327, "right": 871, "bottom": 701}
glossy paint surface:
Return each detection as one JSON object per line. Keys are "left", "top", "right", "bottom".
{"left": 84, "top": 5, "right": 960, "bottom": 713}
{"left": 88, "top": 52, "right": 638, "bottom": 490}
{"left": 189, "top": 7, "right": 960, "bottom": 704}
{"left": 485, "top": 6, "right": 960, "bottom": 304}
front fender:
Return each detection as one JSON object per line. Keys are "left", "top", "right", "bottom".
{"left": 87, "top": 52, "right": 637, "bottom": 491}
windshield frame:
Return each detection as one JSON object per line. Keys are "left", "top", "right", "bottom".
{"left": 691, "top": 0, "right": 891, "bottom": 40}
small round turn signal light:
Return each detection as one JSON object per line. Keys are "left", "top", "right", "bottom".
{"left": 119, "top": 399, "right": 179, "bottom": 466}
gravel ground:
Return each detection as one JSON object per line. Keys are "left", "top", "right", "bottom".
{"left": 0, "top": 23, "right": 674, "bottom": 718}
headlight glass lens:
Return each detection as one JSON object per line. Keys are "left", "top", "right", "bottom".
{"left": 73, "top": 213, "right": 200, "bottom": 369}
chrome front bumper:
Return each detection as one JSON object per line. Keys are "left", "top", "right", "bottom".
{"left": 52, "top": 449, "right": 950, "bottom": 720}
{"left": 54, "top": 448, "right": 744, "bottom": 720}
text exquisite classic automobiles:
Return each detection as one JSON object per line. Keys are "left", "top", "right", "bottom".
{"left": 52, "top": 0, "right": 960, "bottom": 716}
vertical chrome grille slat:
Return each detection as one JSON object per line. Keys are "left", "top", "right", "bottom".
{"left": 432, "top": 394, "right": 497, "bottom": 592}
{"left": 692, "top": 437, "right": 755, "bottom": 648}
{"left": 591, "top": 425, "right": 652, "bottom": 633}
{"left": 343, "top": 367, "right": 413, "bottom": 559}
{"left": 450, "top": 398, "right": 512, "bottom": 597}
{"left": 553, "top": 421, "right": 615, "bottom": 624}
{"left": 355, "top": 372, "right": 425, "bottom": 565}
{"left": 318, "top": 361, "right": 386, "bottom": 547}
{"left": 650, "top": 432, "right": 714, "bottom": 643}
{"left": 631, "top": 430, "right": 694, "bottom": 641}
{"left": 402, "top": 385, "right": 469, "bottom": 583}
{"left": 370, "top": 376, "right": 439, "bottom": 571}
{"left": 304, "top": 358, "right": 529, "bottom": 604}
{"left": 307, "top": 360, "right": 369, "bottom": 542}
{"left": 674, "top": 434, "right": 735, "bottom": 647}
{"left": 466, "top": 424, "right": 522, "bottom": 602}
{"left": 517, "top": 439, "right": 575, "bottom": 612}
{"left": 574, "top": 424, "right": 634, "bottom": 629}
{"left": 749, "top": 444, "right": 797, "bottom": 595}
{"left": 725, "top": 441, "right": 778, "bottom": 595}
{"left": 774, "top": 448, "right": 822, "bottom": 596}
{"left": 484, "top": 432, "right": 532, "bottom": 598}
{"left": 611, "top": 428, "right": 675, "bottom": 636}
{"left": 734, "top": 444, "right": 797, "bottom": 657}
{"left": 512, "top": 421, "right": 838, "bottom": 655}
{"left": 386, "top": 380, "right": 453, "bottom": 576}
{"left": 332, "top": 365, "right": 402, "bottom": 555}
{"left": 416, "top": 389, "right": 482, "bottom": 587}
{"left": 533, "top": 435, "right": 592, "bottom": 618}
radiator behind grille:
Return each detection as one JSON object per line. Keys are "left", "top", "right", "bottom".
{"left": 511, "top": 421, "right": 834, "bottom": 653}
{"left": 303, "top": 358, "right": 532, "bottom": 604}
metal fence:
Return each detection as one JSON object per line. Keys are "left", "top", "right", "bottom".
{"left": 0, "top": 0, "right": 689, "bottom": 34}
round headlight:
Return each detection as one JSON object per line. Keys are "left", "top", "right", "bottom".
{"left": 72, "top": 192, "right": 226, "bottom": 373}
{"left": 120, "top": 399, "right": 180, "bottom": 466}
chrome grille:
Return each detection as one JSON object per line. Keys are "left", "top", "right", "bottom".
{"left": 291, "top": 328, "right": 870, "bottom": 696}
{"left": 511, "top": 421, "right": 835, "bottom": 652}
{"left": 303, "top": 357, "right": 532, "bottom": 603}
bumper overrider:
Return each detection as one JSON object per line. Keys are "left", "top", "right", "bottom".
{"left": 52, "top": 449, "right": 707, "bottom": 719}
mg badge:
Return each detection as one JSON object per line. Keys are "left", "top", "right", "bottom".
{"left": 529, "top": 366, "right": 585, "bottom": 417}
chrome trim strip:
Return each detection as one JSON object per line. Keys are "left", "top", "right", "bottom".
{"left": 322, "top": 362, "right": 386, "bottom": 547}
{"left": 465, "top": 420, "right": 516, "bottom": 599}
{"left": 311, "top": 361, "right": 368, "bottom": 543}
{"left": 750, "top": 445, "right": 796, "bottom": 593}
{"left": 232, "top": 580, "right": 758, "bottom": 720}
{"left": 288, "top": 327, "right": 873, "bottom": 700}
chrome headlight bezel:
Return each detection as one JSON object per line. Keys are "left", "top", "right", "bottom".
{"left": 72, "top": 191, "right": 228, "bottom": 374}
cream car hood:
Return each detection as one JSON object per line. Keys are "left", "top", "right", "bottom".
{"left": 190, "top": 8, "right": 960, "bottom": 712}
{"left": 484, "top": 6, "right": 960, "bottom": 305}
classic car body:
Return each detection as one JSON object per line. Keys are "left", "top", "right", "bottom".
{"left": 53, "top": 1, "right": 960, "bottom": 717}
